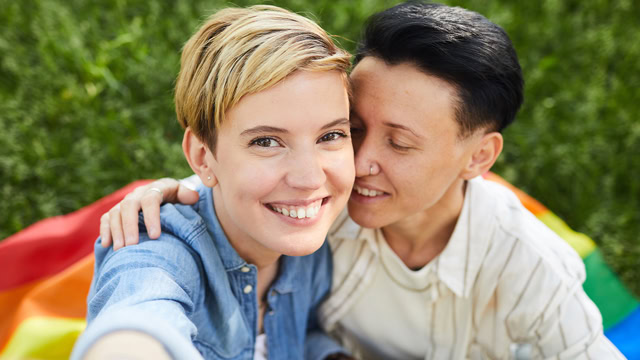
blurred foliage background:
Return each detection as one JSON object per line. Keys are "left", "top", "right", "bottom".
{"left": 0, "top": 0, "right": 638, "bottom": 295}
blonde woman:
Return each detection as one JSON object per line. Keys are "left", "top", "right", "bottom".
{"left": 71, "top": 6, "right": 355, "bottom": 360}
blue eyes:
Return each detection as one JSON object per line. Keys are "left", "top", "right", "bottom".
{"left": 249, "top": 131, "right": 347, "bottom": 148}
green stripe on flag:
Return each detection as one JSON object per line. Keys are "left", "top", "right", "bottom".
{"left": 583, "top": 249, "right": 638, "bottom": 329}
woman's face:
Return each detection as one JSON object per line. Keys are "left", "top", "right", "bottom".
{"left": 347, "top": 57, "right": 478, "bottom": 229}
{"left": 208, "top": 70, "right": 353, "bottom": 258}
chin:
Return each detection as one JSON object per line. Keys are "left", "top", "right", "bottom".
{"left": 275, "top": 233, "right": 327, "bottom": 257}
{"left": 348, "top": 203, "right": 382, "bottom": 229}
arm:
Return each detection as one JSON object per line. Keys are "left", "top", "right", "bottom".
{"left": 100, "top": 176, "right": 200, "bottom": 250}
{"left": 72, "top": 234, "right": 204, "bottom": 360}
{"left": 83, "top": 331, "right": 172, "bottom": 360}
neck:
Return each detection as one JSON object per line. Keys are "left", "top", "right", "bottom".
{"left": 211, "top": 190, "right": 280, "bottom": 334}
{"left": 382, "top": 178, "right": 466, "bottom": 269}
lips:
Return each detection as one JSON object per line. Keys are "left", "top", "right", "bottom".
{"left": 353, "top": 184, "right": 386, "bottom": 197}
{"left": 265, "top": 197, "right": 328, "bottom": 219}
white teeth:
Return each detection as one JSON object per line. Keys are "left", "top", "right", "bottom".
{"left": 269, "top": 200, "right": 323, "bottom": 220}
{"left": 306, "top": 205, "right": 320, "bottom": 218}
{"left": 354, "top": 185, "right": 383, "bottom": 197}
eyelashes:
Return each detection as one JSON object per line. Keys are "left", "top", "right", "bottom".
{"left": 248, "top": 131, "right": 349, "bottom": 148}
{"left": 249, "top": 137, "right": 280, "bottom": 148}
{"left": 388, "top": 138, "right": 411, "bottom": 151}
{"left": 319, "top": 131, "right": 348, "bottom": 143}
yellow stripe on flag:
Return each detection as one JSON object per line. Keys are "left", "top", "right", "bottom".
{"left": 0, "top": 316, "right": 86, "bottom": 360}
{"left": 537, "top": 211, "right": 597, "bottom": 259}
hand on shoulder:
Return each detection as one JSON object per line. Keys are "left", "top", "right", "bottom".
{"left": 100, "top": 177, "right": 200, "bottom": 250}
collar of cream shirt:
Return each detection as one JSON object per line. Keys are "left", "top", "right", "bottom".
{"left": 320, "top": 176, "right": 498, "bottom": 330}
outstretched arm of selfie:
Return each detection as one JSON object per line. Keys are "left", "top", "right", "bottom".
{"left": 71, "top": 233, "right": 204, "bottom": 360}
{"left": 100, "top": 176, "right": 200, "bottom": 250}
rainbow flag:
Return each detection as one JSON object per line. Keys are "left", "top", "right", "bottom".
{"left": 1, "top": 175, "right": 637, "bottom": 359}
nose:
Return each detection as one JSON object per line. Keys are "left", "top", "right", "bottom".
{"left": 354, "top": 132, "right": 377, "bottom": 178}
{"left": 285, "top": 149, "right": 326, "bottom": 190}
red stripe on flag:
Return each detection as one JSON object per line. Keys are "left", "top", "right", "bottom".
{"left": 0, "top": 180, "right": 152, "bottom": 291}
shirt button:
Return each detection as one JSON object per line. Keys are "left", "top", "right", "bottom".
{"left": 240, "top": 266, "right": 250, "bottom": 273}
{"left": 243, "top": 285, "right": 253, "bottom": 294}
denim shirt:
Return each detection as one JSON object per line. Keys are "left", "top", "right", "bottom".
{"left": 72, "top": 184, "right": 343, "bottom": 360}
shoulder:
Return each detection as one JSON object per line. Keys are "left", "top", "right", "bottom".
{"left": 94, "top": 231, "right": 204, "bottom": 291}
{"left": 473, "top": 177, "right": 585, "bottom": 285}
{"left": 471, "top": 179, "right": 588, "bottom": 335}
{"left": 88, "top": 232, "right": 206, "bottom": 327}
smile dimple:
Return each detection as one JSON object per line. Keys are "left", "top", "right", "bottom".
{"left": 267, "top": 199, "right": 323, "bottom": 219}
{"left": 354, "top": 184, "right": 385, "bottom": 197}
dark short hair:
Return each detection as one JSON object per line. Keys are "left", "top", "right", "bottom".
{"left": 355, "top": 1, "right": 524, "bottom": 136}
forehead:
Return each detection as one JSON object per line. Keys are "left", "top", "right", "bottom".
{"left": 349, "top": 57, "right": 459, "bottom": 135}
{"left": 225, "top": 70, "right": 350, "bottom": 132}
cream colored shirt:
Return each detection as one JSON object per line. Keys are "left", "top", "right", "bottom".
{"left": 319, "top": 176, "right": 625, "bottom": 360}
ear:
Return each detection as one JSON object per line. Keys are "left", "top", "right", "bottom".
{"left": 182, "top": 127, "right": 218, "bottom": 187}
{"left": 460, "top": 132, "right": 503, "bottom": 180}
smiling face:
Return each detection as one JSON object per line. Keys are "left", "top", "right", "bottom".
{"left": 205, "top": 70, "right": 353, "bottom": 259}
{"left": 348, "top": 57, "right": 483, "bottom": 230}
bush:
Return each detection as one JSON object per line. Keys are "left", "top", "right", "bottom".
{"left": 1, "top": 0, "right": 638, "bottom": 296}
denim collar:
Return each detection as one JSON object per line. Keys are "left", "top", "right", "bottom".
{"left": 195, "top": 183, "right": 301, "bottom": 294}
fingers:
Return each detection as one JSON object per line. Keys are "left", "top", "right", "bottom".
{"left": 120, "top": 193, "right": 142, "bottom": 246}
{"left": 141, "top": 189, "right": 163, "bottom": 239}
{"left": 156, "top": 177, "right": 183, "bottom": 203}
{"left": 100, "top": 213, "right": 112, "bottom": 248}
{"left": 139, "top": 178, "right": 196, "bottom": 238}
{"left": 176, "top": 180, "right": 200, "bottom": 205}
{"left": 109, "top": 205, "right": 125, "bottom": 251}
{"left": 99, "top": 178, "right": 195, "bottom": 250}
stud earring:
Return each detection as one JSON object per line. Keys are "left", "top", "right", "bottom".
{"left": 207, "top": 176, "right": 211, "bottom": 181}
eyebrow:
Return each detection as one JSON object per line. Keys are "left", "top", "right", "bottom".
{"left": 383, "top": 121, "right": 423, "bottom": 139}
{"left": 321, "top": 118, "right": 350, "bottom": 130}
{"left": 241, "top": 126, "right": 288, "bottom": 137}
{"left": 240, "top": 118, "right": 350, "bottom": 136}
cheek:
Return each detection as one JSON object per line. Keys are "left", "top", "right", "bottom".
{"left": 326, "top": 149, "right": 355, "bottom": 192}
{"left": 219, "top": 159, "right": 284, "bottom": 204}
{"left": 387, "top": 155, "right": 438, "bottom": 200}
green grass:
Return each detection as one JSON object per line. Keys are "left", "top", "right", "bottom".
{"left": 1, "top": 0, "right": 638, "bottom": 296}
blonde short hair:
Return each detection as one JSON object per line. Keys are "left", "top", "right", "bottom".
{"left": 175, "top": 5, "right": 352, "bottom": 150}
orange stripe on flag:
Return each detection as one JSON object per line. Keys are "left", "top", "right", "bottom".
{"left": 0, "top": 254, "right": 94, "bottom": 352}
{"left": 483, "top": 172, "right": 548, "bottom": 215}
